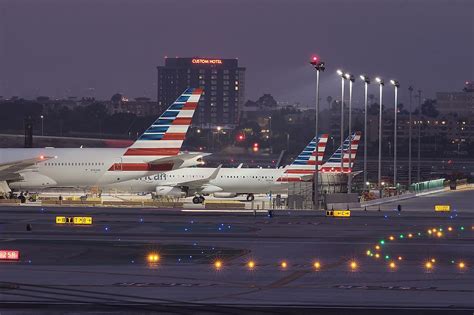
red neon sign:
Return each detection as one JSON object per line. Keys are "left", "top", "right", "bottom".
{"left": 192, "top": 58, "right": 223, "bottom": 65}
{"left": 0, "top": 250, "right": 20, "bottom": 261}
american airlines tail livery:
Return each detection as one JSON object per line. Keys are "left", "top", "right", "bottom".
{"left": 0, "top": 88, "right": 203, "bottom": 193}
{"left": 107, "top": 134, "right": 331, "bottom": 202}
{"left": 320, "top": 131, "right": 362, "bottom": 173}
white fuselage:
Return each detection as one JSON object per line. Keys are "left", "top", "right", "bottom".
{"left": 1, "top": 148, "right": 172, "bottom": 190}
{"left": 107, "top": 167, "right": 299, "bottom": 195}
{"left": 104, "top": 167, "right": 330, "bottom": 194}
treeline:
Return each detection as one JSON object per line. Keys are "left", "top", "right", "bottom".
{"left": 0, "top": 100, "right": 153, "bottom": 138}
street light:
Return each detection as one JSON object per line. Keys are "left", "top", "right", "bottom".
{"left": 345, "top": 73, "right": 355, "bottom": 193}
{"left": 408, "top": 86, "right": 413, "bottom": 187}
{"left": 40, "top": 115, "right": 44, "bottom": 136}
{"left": 390, "top": 80, "right": 400, "bottom": 189}
{"left": 360, "top": 75, "right": 370, "bottom": 189}
{"left": 375, "top": 77, "right": 384, "bottom": 193}
{"left": 310, "top": 56, "right": 325, "bottom": 210}
{"left": 337, "top": 69, "right": 346, "bottom": 173}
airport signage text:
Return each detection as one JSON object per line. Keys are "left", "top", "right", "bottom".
{"left": 192, "top": 58, "right": 223, "bottom": 65}
{"left": 0, "top": 250, "right": 20, "bottom": 261}
{"left": 56, "top": 216, "right": 93, "bottom": 225}
{"left": 326, "top": 210, "right": 351, "bottom": 217}
{"left": 434, "top": 205, "right": 450, "bottom": 212}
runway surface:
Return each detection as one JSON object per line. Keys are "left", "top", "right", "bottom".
{"left": 0, "top": 189, "right": 473, "bottom": 314}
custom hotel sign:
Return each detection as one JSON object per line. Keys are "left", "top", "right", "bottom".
{"left": 191, "top": 58, "right": 223, "bottom": 65}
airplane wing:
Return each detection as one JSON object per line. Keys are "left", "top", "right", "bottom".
{"left": 149, "top": 152, "right": 211, "bottom": 169}
{"left": 0, "top": 156, "right": 53, "bottom": 181}
{"left": 163, "top": 165, "right": 222, "bottom": 188}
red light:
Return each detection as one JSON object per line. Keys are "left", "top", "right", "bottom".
{"left": 236, "top": 134, "right": 245, "bottom": 142}
{"left": 312, "top": 56, "right": 318, "bottom": 62}
{"left": 253, "top": 142, "right": 259, "bottom": 147}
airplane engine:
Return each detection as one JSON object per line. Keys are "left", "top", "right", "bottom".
{"left": 155, "top": 186, "right": 185, "bottom": 197}
{"left": 200, "top": 185, "right": 223, "bottom": 194}
{"left": 213, "top": 192, "right": 237, "bottom": 198}
{"left": 9, "top": 172, "right": 57, "bottom": 190}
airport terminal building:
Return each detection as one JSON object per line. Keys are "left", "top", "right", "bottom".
{"left": 157, "top": 57, "right": 246, "bottom": 129}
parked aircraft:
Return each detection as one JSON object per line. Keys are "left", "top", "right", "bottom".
{"left": 0, "top": 88, "right": 204, "bottom": 193}
{"left": 106, "top": 133, "right": 352, "bottom": 203}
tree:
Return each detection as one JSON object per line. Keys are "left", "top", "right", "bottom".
{"left": 256, "top": 94, "right": 277, "bottom": 108}
{"left": 421, "top": 99, "right": 439, "bottom": 118}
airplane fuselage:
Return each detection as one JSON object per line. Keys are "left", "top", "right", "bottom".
{"left": 1, "top": 148, "right": 173, "bottom": 190}
{"left": 106, "top": 167, "right": 301, "bottom": 195}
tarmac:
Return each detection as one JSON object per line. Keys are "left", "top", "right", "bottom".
{"left": 0, "top": 189, "right": 473, "bottom": 314}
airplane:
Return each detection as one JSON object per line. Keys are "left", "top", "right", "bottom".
{"left": 0, "top": 88, "right": 205, "bottom": 193}
{"left": 105, "top": 133, "right": 337, "bottom": 203}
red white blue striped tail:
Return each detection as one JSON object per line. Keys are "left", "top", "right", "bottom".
{"left": 124, "top": 88, "right": 202, "bottom": 157}
{"left": 108, "top": 88, "right": 202, "bottom": 172}
{"left": 320, "top": 131, "right": 361, "bottom": 173}
{"left": 277, "top": 134, "right": 328, "bottom": 182}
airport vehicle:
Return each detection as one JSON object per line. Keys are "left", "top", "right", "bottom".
{"left": 108, "top": 133, "right": 364, "bottom": 203}
{"left": 0, "top": 88, "right": 204, "bottom": 193}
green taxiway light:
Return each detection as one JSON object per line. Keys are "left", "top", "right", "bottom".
{"left": 399, "top": 234, "right": 404, "bottom": 239}
{"left": 380, "top": 240, "right": 385, "bottom": 245}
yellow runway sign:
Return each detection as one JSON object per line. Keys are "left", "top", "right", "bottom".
{"left": 434, "top": 205, "right": 450, "bottom": 212}
{"left": 56, "top": 216, "right": 93, "bottom": 225}
{"left": 326, "top": 210, "right": 351, "bottom": 217}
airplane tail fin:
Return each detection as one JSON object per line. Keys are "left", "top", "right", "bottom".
{"left": 320, "top": 131, "right": 361, "bottom": 173}
{"left": 124, "top": 88, "right": 202, "bottom": 157}
{"left": 276, "top": 134, "right": 328, "bottom": 182}
{"left": 108, "top": 88, "right": 202, "bottom": 172}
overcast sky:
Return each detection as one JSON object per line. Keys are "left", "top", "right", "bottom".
{"left": 0, "top": 0, "right": 473, "bottom": 108}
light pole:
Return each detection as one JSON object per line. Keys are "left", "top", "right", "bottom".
{"left": 40, "top": 115, "right": 44, "bottom": 136}
{"left": 337, "top": 69, "right": 346, "bottom": 173}
{"left": 375, "top": 77, "right": 384, "bottom": 194}
{"left": 408, "top": 86, "right": 413, "bottom": 187}
{"left": 417, "top": 90, "right": 422, "bottom": 183}
{"left": 345, "top": 73, "right": 355, "bottom": 193}
{"left": 390, "top": 80, "right": 400, "bottom": 189}
{"left": 310, "top": 56, "right": 325, "bottom": 210}
{"left": 360, "top": 75, "right": 370, "bottom": 190}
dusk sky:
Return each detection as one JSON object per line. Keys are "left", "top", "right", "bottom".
{"left": 0, "top": 0, "right": 472, "bottom": 108}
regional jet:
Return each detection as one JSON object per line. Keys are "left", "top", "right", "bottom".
{"left": 106, "top": 133, "right": 345, "bottom": 202}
